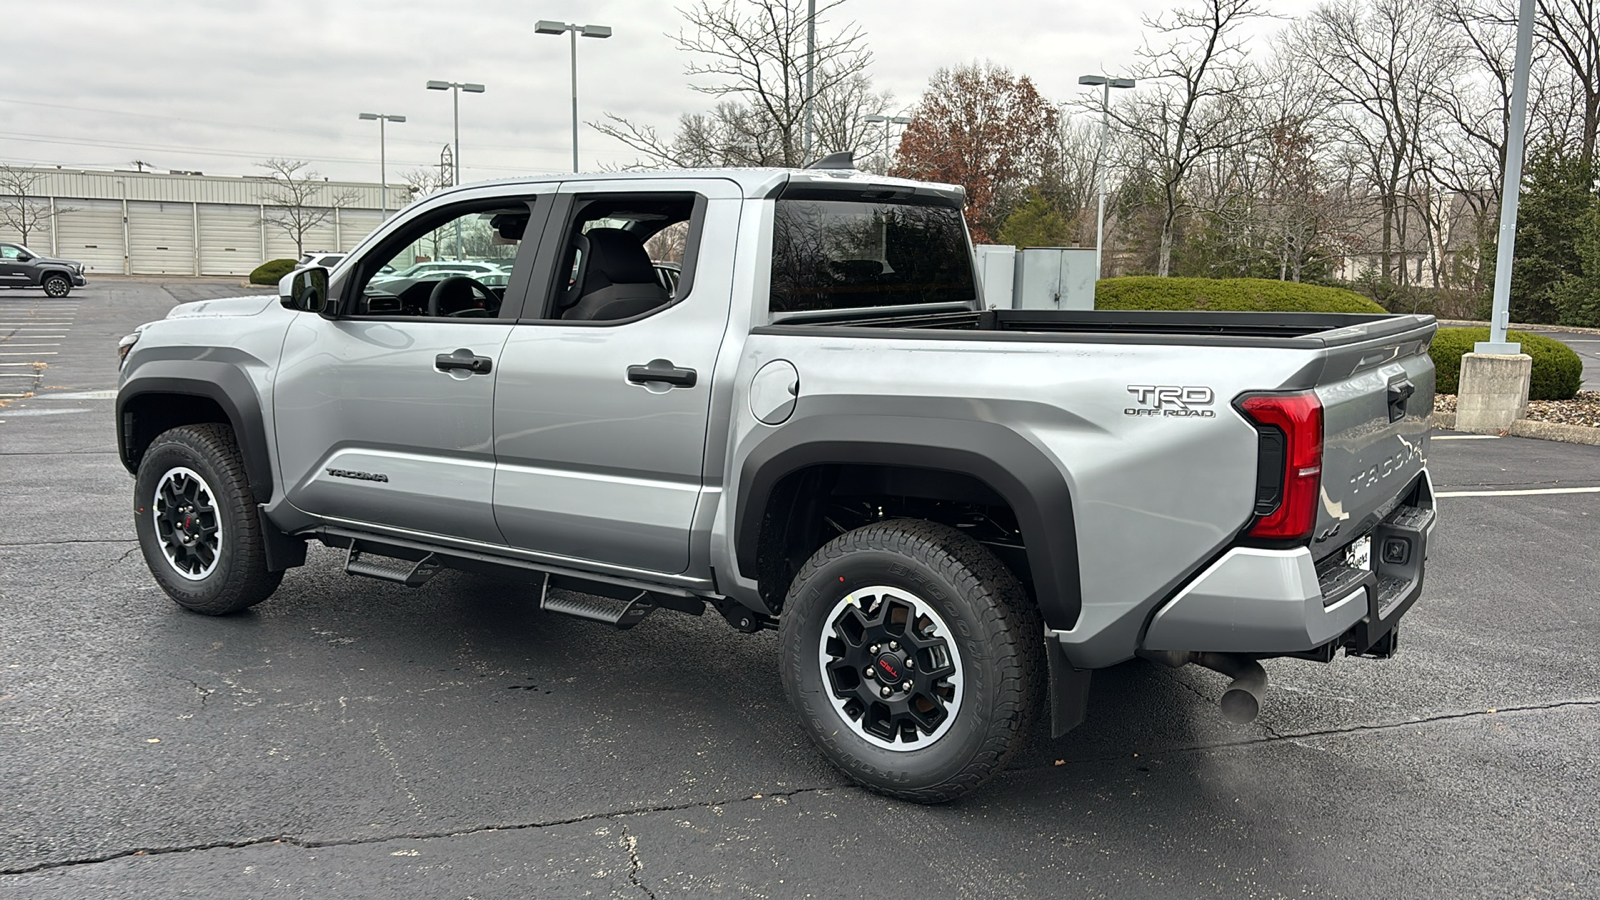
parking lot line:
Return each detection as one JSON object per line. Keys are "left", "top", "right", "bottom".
{"left": 0, "top": 352, "right": 56, "bottom": 356}
{"left": 1437, "top": 486, "right": 1600, "bottom": 498}
{"left": 1433, "top": 434, "right": 1500, "bottom": 441}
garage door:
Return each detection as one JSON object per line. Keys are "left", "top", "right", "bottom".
{"left": 265, "top": 210, "right": 337, "bottom": 263}
{"left": 197, "top": 204, "right": 263, "bottom": 276}
{"left": 53, "top": 200, "right": 125, "bottom": 274}
{"left": 128, "top": 201, "right": 196, "bottom": 275}
{"left": 338, "top": 209, "right": 384, "bottom": 252}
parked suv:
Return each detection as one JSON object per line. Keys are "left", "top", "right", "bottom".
{"left": 116, "top": 167, "right": 1437, "bottom": 802}
{"left": 0, "top": 243, "right": 87, "bottom": 297}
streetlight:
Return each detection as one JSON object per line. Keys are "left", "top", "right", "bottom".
{"left": 425, "top": 79, "right": 486, "bottom": 187}
{"left": 862, "top": 114, "right": 911, "bottom": 171}
{"left": 358, "top": 112, "right": 406, "bottom": 219}
{"left": 535, "top": 20, "right": 613, "bottom": 173}
{"left": 1079, "top": 74, "right": 1136, "bottom": 279}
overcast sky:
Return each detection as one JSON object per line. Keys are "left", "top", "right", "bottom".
{"left": 6, "top": 0, "right": 1314, "bottom": 185}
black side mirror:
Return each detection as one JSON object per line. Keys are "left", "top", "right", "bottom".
{"left": 279, "top": 267, "right": 329, "bottom": 313}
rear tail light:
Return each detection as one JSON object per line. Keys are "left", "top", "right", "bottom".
{"left": 1237, "top": 392, "right": 1323, "bottom": 542}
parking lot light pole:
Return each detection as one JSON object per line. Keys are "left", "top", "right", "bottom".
{"left": 861, "top": 114, "right": 912, "bottom": 171}
{"left": 425, "top": 80, "right": 486, "bottom": 188}
{"left": 1078, "top": 75, "right": 1135, "bottom": 278}
{"left": 535, "top": 20, "right": 613, "bottom": 173}
{"left": 358, "top": 112, "right": 406, "bottom": 219}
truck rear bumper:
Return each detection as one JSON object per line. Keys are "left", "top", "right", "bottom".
{"left": 1141, "top": 471, "right": 1434, "bottom": 656}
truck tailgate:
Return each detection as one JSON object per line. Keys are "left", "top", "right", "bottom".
{"left": 1308, "top": 319, "right": 1436, "bottom": 560}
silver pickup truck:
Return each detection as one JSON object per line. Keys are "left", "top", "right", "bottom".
{"left": 116, "top": 166, "right": 1436, "bottom": 802}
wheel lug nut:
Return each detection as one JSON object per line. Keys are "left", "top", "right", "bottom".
{"left": 879, "top": 686, "right": 892, "bottom": 698}
{"left": 904, "top": 658, "right": 914, "bottom": 669}
{"left": 865, "top": 667, "right": 876, "bottom": 679}
{"left": 901, "top": 681, "right": 912, "bottom": 691}
{"left": 889, "top": 641, "right": 899, "bottom": 651}
{"left": 869, "top": 644, "right": 880, "bottom": 654}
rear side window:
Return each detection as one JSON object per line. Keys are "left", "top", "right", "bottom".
{"left": 769, "top": 199, "right": 976, "bottom": 313}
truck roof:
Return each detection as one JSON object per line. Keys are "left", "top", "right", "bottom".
{"left": 427, "top": 167, "right": 966, "bottom": 203}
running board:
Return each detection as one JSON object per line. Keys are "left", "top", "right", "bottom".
{"left": 538, "top": 574, "right": 658, "bottom": 630}
{"left": 344, "top": 542, "right": 442, "bottom": 587}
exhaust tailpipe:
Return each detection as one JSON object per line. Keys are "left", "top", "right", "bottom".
{"left": 1138, "top": 650, "right": 1268, "bottom": 724}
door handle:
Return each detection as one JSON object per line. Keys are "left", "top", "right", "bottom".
{"left": 627, "top": 359, "right": 697, "bottom": 388}
{"left": 435, "top": 349, "right": 493, "bottom": 375}
{"left": 1387, "top": 378, "right": 1415, "bottom": 423}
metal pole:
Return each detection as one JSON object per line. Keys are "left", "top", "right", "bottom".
{"left": 1480, "top": 0, "right": 1536, "bottom": 354}
{"left": 571, "top": 28, "right": 581, "bottom": 173}
{"left": 804, "top": 0, "right": 815, "bottom": 163}
{"left": 379, "top": 116, "right": 387, "bottom": 220}
{"left": 1094, "top": 82, "right": 1111, "bottom": 279}
{"left": 453, "top": 86, "right": 462, "bottom": 259}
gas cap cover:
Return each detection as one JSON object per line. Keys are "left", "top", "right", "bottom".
{"left": 749, "top": 359, "right": 799, "bottom": 425}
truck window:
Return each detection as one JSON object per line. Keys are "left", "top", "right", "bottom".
{"left": 769, "top": 199, "right": 976, "bottom": 314}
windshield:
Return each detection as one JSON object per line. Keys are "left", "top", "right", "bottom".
{"left": 769, "top": 199, "right": 976, "bottom": 314}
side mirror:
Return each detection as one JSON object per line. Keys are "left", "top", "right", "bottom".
{"left": 279, "top": 267, "right": 329, "bottom": 312}
{"left": 16, "top": 252, "right": 33, "bottom": 262}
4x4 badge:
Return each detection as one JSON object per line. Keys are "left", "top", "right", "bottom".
{"left": 1125, "top": 385, "right": 1216, "bottom": 418}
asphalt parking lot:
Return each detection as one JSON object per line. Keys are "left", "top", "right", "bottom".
{"left": 3, "top": 278, "right": 1598, "bottom": 899}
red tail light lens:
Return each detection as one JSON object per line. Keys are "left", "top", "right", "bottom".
{"left": 1238, "top": 392, "right": 1323, "bottom": 542}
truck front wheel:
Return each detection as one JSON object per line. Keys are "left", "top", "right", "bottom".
{"left": 779, "top": 519, "right": 1044, "bottom": 803}
{"left": 42, "top": 274, "right": 72, "bottom": 298}
{"left": 133, "top": 424, "right": 282, "bottom": 615}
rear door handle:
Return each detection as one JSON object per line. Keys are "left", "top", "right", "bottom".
{"left": 435, "top": 349, "right": 493, "bottom": 375}
{"left": 627, "top": 359, "right": 697, "bottom": 388}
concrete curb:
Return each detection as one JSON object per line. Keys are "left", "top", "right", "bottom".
{"left": 1432, "top": 412, "right": 1600, "bottom": 446}
{"left": 1437, "top": 319, "right": 1600, "bottom": 336}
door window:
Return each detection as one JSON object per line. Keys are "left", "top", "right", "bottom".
{"left": 347, "top": 200, "right": 534, "bottom": 319}
{"left": 535, "top": 194, "right": 704, "bottom": 323}
{"left": 0, "top": 244, "right": 24, "bottom": 260}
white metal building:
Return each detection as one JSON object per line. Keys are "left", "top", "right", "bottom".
{"left": 0, "top": 167, "right": 410, "bottom": 276}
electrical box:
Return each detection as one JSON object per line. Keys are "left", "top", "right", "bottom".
{"left": 1013, "top": 247, "right": 1097, "bottom": 311}
{"left": 973, "top": 244, "right": 1016, "bottom": 310}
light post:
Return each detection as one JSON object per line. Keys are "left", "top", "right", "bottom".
{"left": 425, "top": 79, "right": 486, "bottom": 188}
{"left": 1078, "top": 74, "right": 1135, "bottom": 278}
{"left": 1480, "top": 0, "right": 1535, "bottom": 355}
{"left": 358, "top": 112, "right": 406, "bottom": 219}
{"left": 535, "top": 20, "right": 613, "bottom": 173}
{"left": 862, "top": 114, "right": 911, "bottom": 171}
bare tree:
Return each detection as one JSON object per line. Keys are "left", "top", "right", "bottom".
{"left": 257, "top": 158, "right": 357, "bottom": 259}
{"left": 596, "top": 0, "right": 889, "bottom": 168}
{"left": 1534, "top": 0, "right": 1600, "bottom": 168}
{"left": 0, "top": 164, "right": 74, "bottom": 249}
{"left": 1103, "top": 0, "right": 1270, "bottom": 276}
{"left": 399, "top": 167, "right": 451, "bottom": 203}
{"left": 1290, "top": 0, "right": 1454, "bottom": 289}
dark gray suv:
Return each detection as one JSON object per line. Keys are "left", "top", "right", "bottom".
{"left": 0, "top": 243, "right": 88, "bottom": 297}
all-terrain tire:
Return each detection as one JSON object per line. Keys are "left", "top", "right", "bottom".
{"left": 134, "top": 423, "right": 282, "bottom": 615}
{"left": 779, "top": 519, "right": 1045, "bottom": 803}
{"left": 42, "top": 274, "right": 71, "bottom": 298}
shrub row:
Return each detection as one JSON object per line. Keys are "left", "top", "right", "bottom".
{"left": 249, "top": 259, "right": 298, "bottom": 285}
{"left": 1094, "top": 276, "right": 1386, "bottom": 314}
{"left": 1429, "top": 327, "right": 1583, "bottom": 400}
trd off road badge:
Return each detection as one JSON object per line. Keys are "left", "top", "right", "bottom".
{"left": 1125, "top": 385, "right": 1217, "bottom": 418}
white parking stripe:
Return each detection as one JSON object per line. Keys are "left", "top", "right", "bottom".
{"left": 0, "top": 352, "right": 56, "bottom": 356}
{"left": 1437, "top": 486, "right": 1600, "bottom": 498}
{"left": 1433, "top": 434, "right": 1500, "bottom": 440}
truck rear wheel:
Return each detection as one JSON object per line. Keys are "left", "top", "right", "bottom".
{"left": 134, "top": 424, "right": 282, "bottom": 615}
{"left": 779, "top": 519, "right": 1044, "bottom": 803}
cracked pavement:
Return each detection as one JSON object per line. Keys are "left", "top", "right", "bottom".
{"left": 3, "top": 280, "right": 1599, "bottom": 898}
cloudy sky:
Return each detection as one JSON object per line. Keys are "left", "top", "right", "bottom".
{"left": 8, "top": 0, "right": 1314, "bottom": 185}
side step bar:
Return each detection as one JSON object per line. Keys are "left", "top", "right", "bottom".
{"left": 344, "top": 542, "right": 442, "bottom": 587}
{"left": 538, "top": 574, "right": 658, "bottom": 630}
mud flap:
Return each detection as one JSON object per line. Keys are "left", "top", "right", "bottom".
{"left": 1045, "top": 637, "right": 1092, "bottom": 738}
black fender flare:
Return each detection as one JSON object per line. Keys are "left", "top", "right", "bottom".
{"left": 734, "top": 414, "right": 1082, "bottom": 630}
{"left": 116, "top": 360, "right": 275, "bottom": 500}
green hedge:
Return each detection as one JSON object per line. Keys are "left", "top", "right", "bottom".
{"left": 249, "top": 259, "right": 298, "bottom": 286}
{"left": 1430, "top": 327, "right": 1583, "bottom": 400}
{"left": 1095, "top": 277, "right": 1386, "bottom": 314}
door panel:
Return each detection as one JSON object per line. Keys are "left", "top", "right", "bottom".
{"left": 492, "top": 181, "right": 741, "bottom": 574}
{"left": 274, "top": 319, "right": 512, "bottom": 544}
